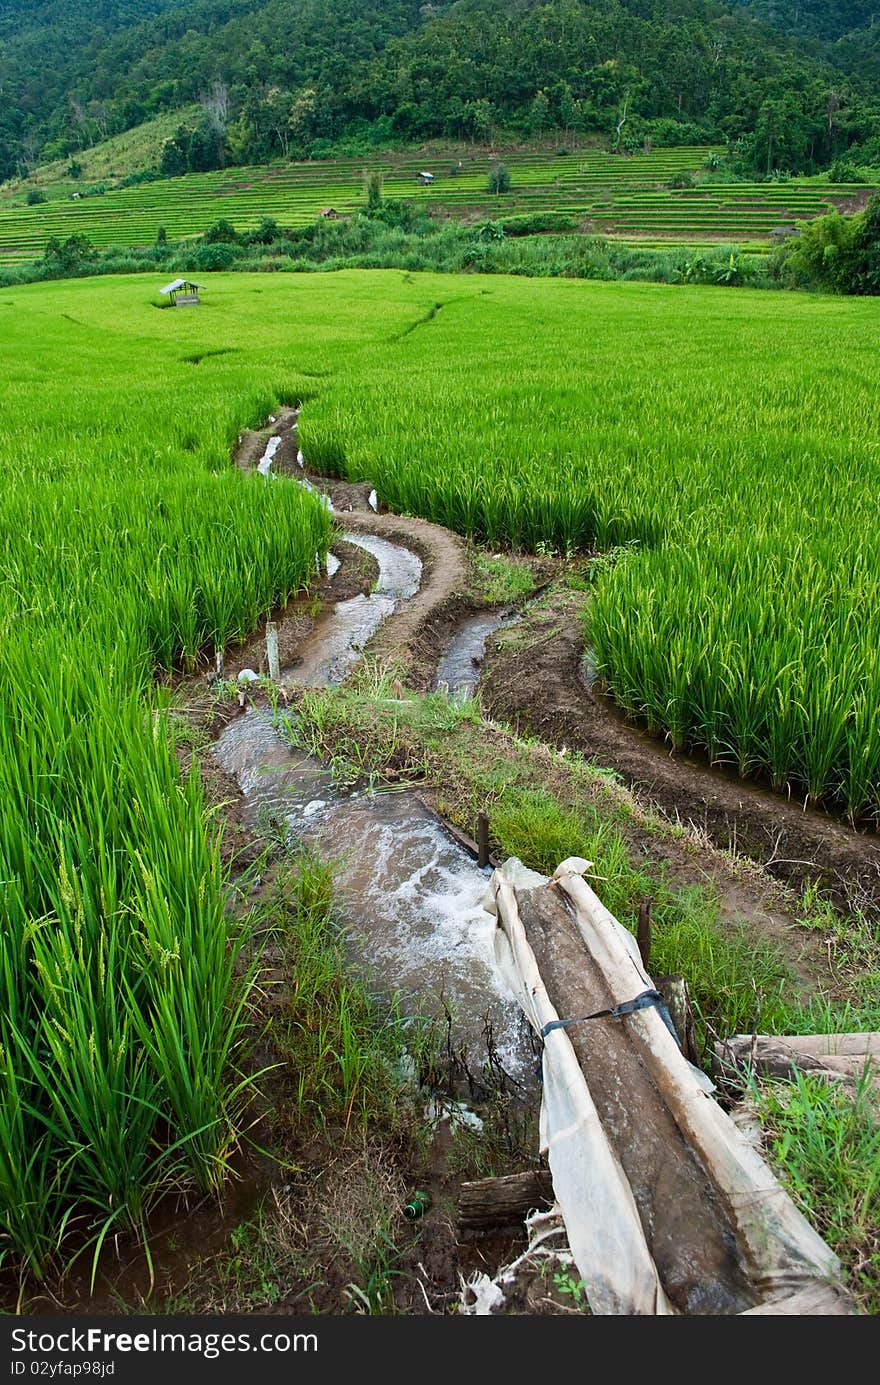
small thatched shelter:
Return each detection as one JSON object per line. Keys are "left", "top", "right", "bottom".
{"left": 159, "top": 278, "right": 202, "bottom": 306}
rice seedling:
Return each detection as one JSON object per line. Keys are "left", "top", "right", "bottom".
{"left": 0, "top": 277, "right": 335, "bottom": 1280}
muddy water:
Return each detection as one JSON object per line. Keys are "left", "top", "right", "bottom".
{"left": 214, "top": 708, "right": 533, "bottom": 1082}
{"left": 282, "top": 533, "right": 421, "bottom": 687}
{"left": 257, "top": 435, "right": 281, "bottom": 475}
{"left": 212, "top": 706, "right": 339, "bottom": 825}
{"left": 212, "top": 528, "right": 531, "bottom": 1082}
{"left": 436, "top": 612, "right": 519, "bottom": 700}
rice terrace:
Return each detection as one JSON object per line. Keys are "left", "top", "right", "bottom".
{"left": 1, "top": 0, "right": 880, "bottom": 1333}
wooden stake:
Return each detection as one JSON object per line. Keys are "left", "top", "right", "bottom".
{"left": 637, "top": 897, "right": 652, "bottom": 970}
{"left": 477, "top": 812, "right": 490, "bottom": 869}
{"left": 215, "top": 649, "right": 224, "bottom": 679}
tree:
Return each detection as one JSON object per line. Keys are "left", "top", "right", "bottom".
{"left": 850, "top": 192, "right": 880, "bottom": 293}
{"left": 487, "top": 163, "right": 510, "bottom": 194}
{"left": 160, "top": 132, "right": 188, "bottom": 177}
{"left": 262, "top": 88, "right": 294, "bottom": 158}
{"left": 288, "top": 87, "right": 319, "bottom": 151}
{"left": 203, "top": 80, "right": 230, "bottom": 129}
{"left": 614, "top": 92, "right": 630, "bottom": 152}
{"left": 202, "top": 219, "right": 239, "bottom": 244}
{"left": 556, "top": 81, "right": 580, "bottom": 140}
{"left": 466, "top": 99, "right": 495, "bottom": 144}
{"left": 364, "top": 170, "right": 384, "bottom": 211}
{"left": 42, "top": 234, "right": 98, "bottom": 274}
{"left": 528, "top": 90, "right": 550, "bottom": 136}
{"left": 187, "top": 116, "right": 226, "bottom": 172}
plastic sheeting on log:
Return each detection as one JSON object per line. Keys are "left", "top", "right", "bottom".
{"left": 485, "top": 857, "right": 853, "bottom": 1316}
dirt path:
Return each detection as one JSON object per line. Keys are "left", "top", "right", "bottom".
{"left": 236, "top": 409, "right": 470, "bottom": 682}
{"left": 481, "top": 587, "right": 880, "bottom": 915}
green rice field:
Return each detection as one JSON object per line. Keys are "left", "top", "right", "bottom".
{"left": 2, "top": 267, "right": 879, "bottom": 1280}
{"left": 0, "top": 277, "right": 337, "bottom": 1279}
{"left": 0, "top": 146, "right": 871, "bottom": 266}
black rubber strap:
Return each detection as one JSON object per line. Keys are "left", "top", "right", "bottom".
{"left": 541, "top": 988, "right": 681, "bottom": 1048}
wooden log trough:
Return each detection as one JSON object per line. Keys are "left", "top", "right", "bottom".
{"left": 484, "top": 856, "right": 855, "bottom": 1316}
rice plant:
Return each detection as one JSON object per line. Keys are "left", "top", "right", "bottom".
{"left": 0, "top": 276, "right": 333, "bottom": 1280}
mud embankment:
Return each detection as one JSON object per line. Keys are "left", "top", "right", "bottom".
{"left": 480, "top": 588, "right": 880, "bottom": 915}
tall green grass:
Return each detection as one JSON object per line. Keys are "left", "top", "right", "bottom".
{"left": 294, "top": 272, "right": 880, "bottom": 820}
{"left": 0, "top": 278, "right": 338, "bottom": 1279}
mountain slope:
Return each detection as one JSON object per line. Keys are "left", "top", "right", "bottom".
{"left": 1, "top": 0, "right": 877, "bottom": 182}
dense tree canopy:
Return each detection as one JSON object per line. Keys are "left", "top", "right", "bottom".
{"left": 1, "top": 0, "right": 878, "bottom": 181}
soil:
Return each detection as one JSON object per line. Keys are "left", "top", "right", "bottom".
{"left": 481, "top": 587, "right": 880, "bottom": 918}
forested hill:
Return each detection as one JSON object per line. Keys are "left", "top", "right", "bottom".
{"left": 727, "top": 0, "right": 880, "bottom": 85}
{"left": 728, "top": 0, "right": 875, "bottom": 43}
{"left": 2, "top": 0, "right": 879, "bottom": 183}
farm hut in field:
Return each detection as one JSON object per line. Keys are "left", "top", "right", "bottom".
{"left": 417, "top": 170, "right": 435, "bottom": 185}
{"left": 159, "top": 278, "right": 202, "bottom": 307}
{"left": 320, "top": 207, "right": 339, "bottom": 219}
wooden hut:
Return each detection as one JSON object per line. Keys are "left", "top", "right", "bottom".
{"left": 160, "top": 278, "right": 202, "bottom": 307}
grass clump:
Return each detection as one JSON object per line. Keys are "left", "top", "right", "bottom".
{"left": 753, "top": 1071, "right": 880, "bottom": 1314}
{"left": 472, "top": 550, "right": 536, "bottom": 603}
{"left": 267, "top": 845, "right": 411, "bottom": 1133}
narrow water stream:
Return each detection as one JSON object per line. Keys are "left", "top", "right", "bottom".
{"left": 282, "top": 533, "right": 421, "bottom": 688}
{"left": 435, "top": 612, "right": 520, "bottom": 700}
{"left": 213, "top": 525, "right": 533, "bottom": 1084}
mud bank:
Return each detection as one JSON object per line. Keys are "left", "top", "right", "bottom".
{"left": 481, "top": 587, "right": 880, "bottom": 915}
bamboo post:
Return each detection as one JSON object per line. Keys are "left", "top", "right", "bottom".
{"left": 266, "top": 622, "right": 280, "bottom": 681}
{"left": 215, "top": 648, "right": 224, "bottom": 679}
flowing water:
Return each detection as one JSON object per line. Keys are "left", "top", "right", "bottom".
{"left": 212, "top": 532, "right": 533, "bottom": 1083}
{"left": 282, "top": 533, "right": 421, "bottom": 687}
{"left": 435, "top": 612, "right": 520, "bottom": 700}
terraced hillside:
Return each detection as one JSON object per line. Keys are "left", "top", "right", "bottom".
{"left": 0, "top": 146, "right": 872, "bottom": 265}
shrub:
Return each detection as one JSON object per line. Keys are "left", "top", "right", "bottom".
{"left": 245, "top": 217, "right": 283, "bottom": 246}
{"left": 202, "top": 219, "right": 240, "bottom": 245}
{"left": 42, "top": 233, "right": 98, "bottom": 275}
{"left": 26, "top": 189, "right": 46, "bottom": 205}
{"left": 829, "top": 160, "right": 863, "bottom": 184}
{"left": 190, "top": 243, "right": 238, "bottom": 270}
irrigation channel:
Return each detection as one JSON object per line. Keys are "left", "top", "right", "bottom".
{"left": 213, "top": 491, "right": 537, "bottom": 1089}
